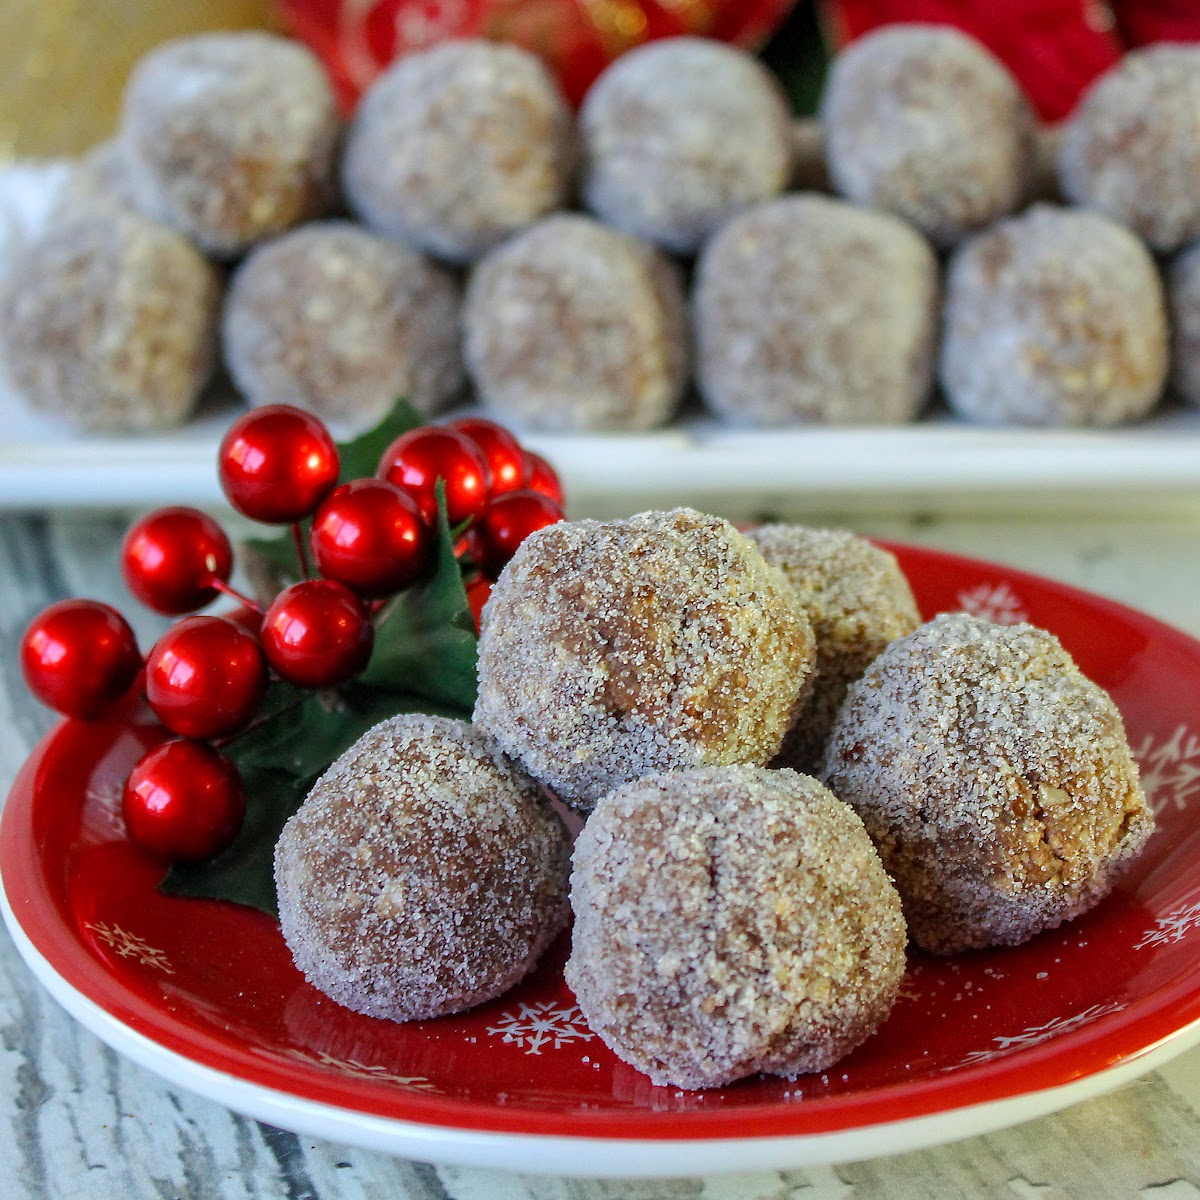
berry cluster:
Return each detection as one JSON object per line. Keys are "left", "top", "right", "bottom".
{"left": 20, "top": 405, "right": 564, "bottom": 864}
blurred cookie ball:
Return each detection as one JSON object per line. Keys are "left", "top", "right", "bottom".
{"left": 53, "top": 140, "right": 141, "bottom": 226}
{"left": 1167, "top": 244, "right": 1200, "bottom": 408}
{"left": 579, "top": 38, "right": 793, "bottom": 255}
{"left": 223, "top": 221, "right": 463, "bottom": 431}
{"left": 821, "top": 25, "right": 1036, "bottom": 247}
{"left": 342, "top": 40, "right": 575, "bottom": 264}
{"left": 940, "top": 205, "right": 1168, "bottom": 426}
{"left": 0, "top": 214, "right": 221, "bottom": 433}
{"left": 1060, "top": 45, "right": 1200, "bottom": 252}
{"left": 121, "top": 32, "right": 340, "bottom": 257}
{"left": 464, "top": 214, "right": 687, "bottom": 431}
{"left": 693, "top": 195, "right": 939, "bottom": 426}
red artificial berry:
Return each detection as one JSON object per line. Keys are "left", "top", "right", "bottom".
{"left": 123, "top": 739, "right": 245, "bottom": 862}
{"left": 145, "top": 615, "right": 267, "bottom": 740}
{"left": 377, "top": 426, "right": 492, "bottom": 527}
{"left": 20, "top": 599, "right": 141, "bottom": 719}
{"left": 122, "top": 506, "right": 233, "bottom": 615}
{"left": 261, "top": 579, "right": 373, "bottom": 688}
{"left": 524, "top": 451, "right": 565, "bottom": 508}
{"left": 222, "top": 603, "right": 264, "bottom": 636}
{"left": 446, "top": 417, "right": 530, "bottom": 496}
{"left": 475, "top": 489, "right": 565, "bottom": 578}
{"left": 310, "top": 479, "right": 430, "bottom": 598}
{"left": 218, "top": 404, "right": 340, "bottom": 524}
{"left": 465, "top": 575, "right": 493, "bottom": 632}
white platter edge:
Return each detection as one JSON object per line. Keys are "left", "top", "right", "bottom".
{"left": 5, "top": 881, "right": 1200, "bottom": 1179}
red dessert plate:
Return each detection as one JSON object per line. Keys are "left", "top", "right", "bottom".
{"left": 5, "top": 543, "right": 1200, "bottom": 1177}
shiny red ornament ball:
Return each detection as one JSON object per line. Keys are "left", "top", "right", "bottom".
{"left": 447, "top": 417, "right": 530, "bottom": 497}
{"left": 123, "top": 739, "right": 245, "bottom": 862}
{"left": 218, "top": 404, "right": 340, "bottom": 524}
{"left": 524, "top": 451, "right": 565, "bottom": 508}
{"left": 476, "top": 489, "right": 565, "bottom": 578}
{"left": 377, "top": 426, "right": 492, "bottom": 527}
{"left": 261, "top": 579, "right": 374, "bottom": 688}
{"left": 145, "top": 615, "right": 267, "bottom": 739}
{"left": 20, "top": 599, "right": 142, "bottom": 719}
{"left": 310, "top": 478, "right": 430, "bottom": 598}
{"left": 122, "top": 506, "right": 233, "bottom": 615}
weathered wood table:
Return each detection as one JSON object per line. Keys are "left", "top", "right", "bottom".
{"left": 3, "top": 508, "right": 1200, "bottom": 1200}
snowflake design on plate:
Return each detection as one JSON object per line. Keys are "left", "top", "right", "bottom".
{"left": 85, "top": 921, "right": 174, "bottom": 975}
{"left": 1132, "top": 725, "right": 1200, "bottom": 816}
{"left": 487, "top": 1001, "right": 595, "bottom": 1055}
{"left": 284, "top": 1049, "right": 438, "bottom": 1091}
{"left": 956, "top": 580, "right": 1029, "bottom": 626}
{"left": 943, "top": 1001, "right": 1126, "bottom": 1071}
{"left": 1135, "top": 891, "right": 1200, "bottom": 951}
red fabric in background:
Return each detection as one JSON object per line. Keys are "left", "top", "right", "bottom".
{"left": 1112, "top": 0, "right": 1200, "bottom": 48}
{"left": 278, "top": 0, "right": 798, "bottom": 111}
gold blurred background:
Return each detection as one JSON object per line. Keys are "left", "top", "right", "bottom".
{"left": 0, "top": 0, "right": 273, "bottom": 160}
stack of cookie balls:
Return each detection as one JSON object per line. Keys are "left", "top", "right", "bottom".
{"left": 6, "top": 24, "right": 1200, "bottom": 436}
{"left": 274, "top": 507, "right": 1152, "bottom": 1091}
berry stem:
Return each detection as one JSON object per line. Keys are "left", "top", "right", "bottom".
{"left": 209, "top": 579, "right": 263, "bottom": 612}
{"left": 291, "top": 522, "right": 312, "bottom": 579}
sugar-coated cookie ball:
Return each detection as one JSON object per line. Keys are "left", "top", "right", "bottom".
{"left": 748, "top": 526, "right": 920, "bottom": 772}
{"left": 0, "top": 214, "right": 221, "bottom": 432}
{"left": 940, "top": 205, "right": 1168, "bottom": 426}
{"left": 343, "top": 40, "right": 575, "bottom": 263}
{"left": 566, "top": 766, "right": 907, "bottom": 1089}
{"left": 693, "top": 195, "right": 939, "bottom": 425}
{"left": 275, "top": 714, "right": 570, "bottom": 1022}
{"left": 463, "top": 214, "right": 687, "bottom": 431}
{"left": 821, "top": 24, "right": 1036, "bottom": 247}
{"left": 824, "top": 614, "right": 1155, "bottom": 954}
{"left": 222, "top": 221, "right": 463, "bottom": 431}
{"left": 121, "top": 32, "right": 340, "bottom": 257}
{"left": 1060, "top": 45, "right": 1200, "bottom": 252}
{"left": 579, "top": 38, "right": 793, "bottom": 254}
{"left": 474, "top": 508, "right": 815, "bottom": 813}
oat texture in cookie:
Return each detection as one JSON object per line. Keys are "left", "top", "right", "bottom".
{"left": 274, "top": 714, "right": 570, "bottom": 1022}
{"left": 748, "top": 525, "right": 920, "bottom": 772}
{"left": 824, "top": 613, "right": 1154, "bottom": 954}
{"left": 566, "top": 766, "right": 907, "bottom": 1089}
{"left": 473, "top": 508, "right": 815, "bottom": 812}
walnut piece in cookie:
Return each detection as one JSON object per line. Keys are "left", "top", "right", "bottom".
{"left": 693, "top": 195, "right": 939, "bottom": 426}
{"left": 473, "top": 508, "right": 815, "bottom": 813}
{"left": 579, "top": 37, "right": 793, "bottom": 255}
{"left": 824, "top": 613, "right": 1154, "bottom": 955}
{"left": 940, "top": 205, "right": 1168, "bottom": 427}
{"left": 343, "top": 40, "right": 575, "bottom": 264}
{"left": 120, "top": 32, "right": 340, "bottom": 258}
{"left": 821, "top": 24, "right": 1036, "bottom": 248}
{"left": 222, "top": 221, "right": 463, "bottom": 433}
{"left": 566, "top": 766, "right": 907, "bottom": 1089}
{"left": 0, "top": 213, "right": 221, "bottom": 433}
{"left": 274, "top": 714, "right": 570, "bottom": 1022}
{"left": 463, "top": 214, "right": 687, "bottom": 432}
{"left": 748, "top": 525, "right": 920, "bottom": 772}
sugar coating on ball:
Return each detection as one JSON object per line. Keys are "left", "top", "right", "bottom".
{"left": 274, "top": 714, "right": 570, "bottom": 1022}
{"left": 1060, "top": 45, "right": 1200, "bottom": 252}
{"left": 823, "top": 613, "right": 1154, "bottom": 955}
{"left": 821, "top": 24, "right": 1035, "bottom": 247}
{"left": 463, "top": 214, "right": 687, "bottom": 431}
{"left": 343, "top": 40, "right": 574, "bottom": 263}
{"left": 566, "top": 766, "right": 907, "bottom": 1089}
{"left": 474, "top": 508, "right": 815, "bottom": 813}
{"left": 223, "top": 221, "right": 463, "bottom": 431}
{"left": 940, "top": 205, "right": 1168, "bottom": 427}
{"left": 1167, "top": 243, "right": 1200, "bottom": 409}
{"left": 121, "top": 32, "right": 340, "bottom": 257}
{"left": 0, "top": 214, "right": 221, "bottom": 432}
{"left": 748, "top": 525, "right": 920, "bottom": 772}
{"left": 580, "top": 38, "right": 793, "bottom": 254}
{"left": 53, "top": 140, "right": 141, "bottom": 227}
{"left": 694, "top": 195, "right": 939, "bottom": 426}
